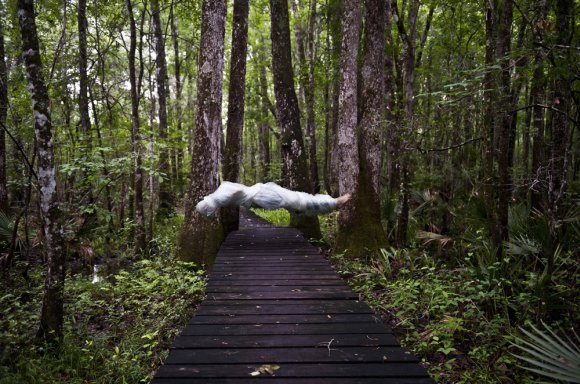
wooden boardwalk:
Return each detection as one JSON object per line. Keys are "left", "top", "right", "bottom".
{"left": 152, "top": 210, "right": 434, "bottom": 383}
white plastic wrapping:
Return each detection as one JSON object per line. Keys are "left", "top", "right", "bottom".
{"left": 196, "top": 181, "right": 337, "bottom": 217}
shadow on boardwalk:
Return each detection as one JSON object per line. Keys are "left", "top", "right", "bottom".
{"left": 152, "top": 209, "right": 434, "bottom": 383}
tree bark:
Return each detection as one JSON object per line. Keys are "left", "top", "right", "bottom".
{"left": 151, "top": 0, "right": 174, "bottom": 218}
{"left": 17, "top": 0, "right": 65, "bottom": 344}
{"left": 78, "top": 0, "right": 94, "bottom": 215}
{"left": 336, "top": 0, "right": 388, "bottom": 255}
{"left": 270, "top": 0, "right": 321, "bottom": 239}
{"left": 178, "top": 0, "right": 226, "bottom": 266}
{"left": 548, "top": 0, "right": 572, "bottom": 219}
{"left": 221, "top": 0, "right": 249, "bottom": 233}
{"left": 494, "top": 0, "right": 514, "bottom": 248}
{"left": 335, "top": 0, "right": 360, "bottom": 251}
{"left": 258, "top": 65, "right": 271, "bottom": 181}
{"left": 170, "top": 7, "right": 184, "bottom": 195}
{"left": 126, "top": 0, "right": 146, "bottom": 252}
{"left": 0, "top": 2, "right": 8, "bottom": 212}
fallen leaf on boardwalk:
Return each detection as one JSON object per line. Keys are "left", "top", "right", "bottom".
{"left": 250, "top": 364, "right": 281, "bottom": 376}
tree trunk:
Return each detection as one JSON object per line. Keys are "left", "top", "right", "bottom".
{"left": 170, "top": 7, "right": 184, "bottom": 195}
{"left": 178, "top": 0, "right": 226, "bottom": 266}
{"left": 78, "top": 0, "right": 94, "bottom": 214}
{"left": 337, "top": 0, "right": 388, "bottom": 255}
{"left": 548, "top": 0, "right": 572, "bottom": 219}
{"left": 305, "top": 0, "right": 320, "bottom": 193}
{"left": 126, "top": 0, "right": 146, "bottom": 252}
{"left": 151, "top": 0, "right": 174, "bottom": 218}
{"left": 270, "top": 0, "right": 321, "bottom": 239}
{"left": 221, "top": 0, "right": 249, "bottom": 233}
{"left": 494, "top": 0, "right": 514, "bottom": 248}
{"left": 258, "top": 65, "right": 271, "bottom": 181}
{"left": 17, "top": 0, "right": 65, "bottom": 344}
{"left": 335, "top": 0, "right": 360, "bottom": 252}
{"left": 0, "top": 3, "right": 8, "bottom": 212}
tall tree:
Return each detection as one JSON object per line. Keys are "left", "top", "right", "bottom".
{"left": 335, "top": 0, "right": 360, "bottom": 251}
{"left": 170, "top": 5, "right": 183, "bottom": 194}
{"left": 126, "top": 0, "right": 146, "bottom": 252}
{"left": 17, "top": 0, "right": 65, "bottom": 343}
{"left": 483, "top": 0, "right": 513, "bottom": 251}
{"left": 151, "top": 0, "right": 174, "bottom": 218}
{"left": 270, "top": 0, "right": 321, "bottom": 239}
{"left": 178, "top": 0, "right": 226, "bottom": 265}
{"left": 0, "top": 0, "right": 7, "bottom": 212}
{"left": 336, "top": 0, "right": 388, "bottom": 255}
{"left": 222, "top": 0, "right": 250, "bottom": 233}
{"left": 77, "top": 0, "right": 92, "bottom": 211}
{"left": 548, "top": 0, "right": 573, "bottom": 219}
{"left": 530, "top": 0, "right": 549, "bottom": 211}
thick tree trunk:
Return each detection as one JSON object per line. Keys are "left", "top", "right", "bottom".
{"left": 356, "top": 0, "right": 388, "bottom": 251}
{"left": 178, "top": 0, "right": 226, "bottom": 266}
{"left": 335, "top": 0, "right": 360, "bottom": 251}
{"left": 151, "top": 0, "right": 174, "bottom": 218}
{"left": 337, "top": 0, "right": 388, "bottom": 255}
{"left": 221, "top": 0, "right": 249, "bottom": 233}
{"left": 126, "top": 0, "right": 146, "bottom": 252}
{"left": 270, "top": 0, "right": 321, "bottom": 239}
{"left": 17, "top": 0, "right": 65, "bottom": 344}
{"left": 0, "top": 4, "right": 7, "bottom": 212}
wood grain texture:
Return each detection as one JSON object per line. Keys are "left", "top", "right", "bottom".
{"left": 152, "top": 210, "right": 434, "bottom": 383}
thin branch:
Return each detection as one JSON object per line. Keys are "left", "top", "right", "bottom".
{"left": 0, "top": 121, "right": 37, "bottom": 180}
{"left": 510, "top": 104, "right": 578, "bottom": 125}
{"left": 410, "top": 137, "right": 483, "bottom": 154}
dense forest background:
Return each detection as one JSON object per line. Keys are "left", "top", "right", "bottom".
{"left": 0, "top": 0, "right": 578, "bottom": 383}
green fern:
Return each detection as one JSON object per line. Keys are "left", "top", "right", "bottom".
{"left": 510, "top": 322, "right": 580, "bottom": 383}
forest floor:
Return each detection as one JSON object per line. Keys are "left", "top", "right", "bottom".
{"left": 0, "top": 215, "right": 206, "bottom": 384}
{"left": 253, "top": 208, "right": 578, "bottom": 384}
{"left": 1, "top": 209, "right": 577, "bottom": 383}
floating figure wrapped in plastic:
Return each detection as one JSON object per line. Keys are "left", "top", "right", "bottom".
{"left": 196, "top": 181, "right": 351, "bottom": 218}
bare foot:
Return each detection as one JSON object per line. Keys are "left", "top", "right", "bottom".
{"left": 336, "top": 193, "right": 352, "bottom": 207}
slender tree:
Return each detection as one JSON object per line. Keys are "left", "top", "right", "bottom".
{"left": 126, "top": 0, "right": 146, "bottom": 252}
{"left": 270, "top": 0, "right": 321, "bottom": 239}
{"left": 151, "top": 0, "right": 174, "bottom": 218}
{"left": 78, "top": 0, "right": 92, "bottom": 209}
{"left": 0, "top": 1, "right": 7, "bottom": 212}
{"left": 222, "top": 0, "right": 250, "bottom": 233}
{"left": 17, "top": 0, "right": 65, "bottom": 344}
{"left": 548, "top": 0, "right": 573, "bottom": 219}
{"left": 178, "top": 0, "right": 226, "bottom": 265}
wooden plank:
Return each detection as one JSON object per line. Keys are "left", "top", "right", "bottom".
{"left": 180, "top": 322, "right": 392, "bottom": 336}
{"left": 189, "top": 314, "right": 381, "bottom": 325}
{"left": 172, "top": 334, "right": 400, "bottom": 349}
{"left": 152, "top": 210, "right": 433, "bottom": 383}
{"left": 205, "top": 286, "right": 354, "bottom": 293}
{"left": 205, "top": 291, "right": 358, "bottom": 300}
{"left": 152, "top": 378, "right": 435, "bottom": 384}
{"left": 165, "top": 347, "right": 418, "bottom": 364}
{"left": 206, "top": 279, "right": 347, "bottom": 287}
{"left": 155, "top": 363, "right": 431, "bottom": 378}
{"left": 209, "top": 274, "right": 341, "bottom": 281}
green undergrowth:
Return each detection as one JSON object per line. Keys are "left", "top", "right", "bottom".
{"left": 0, "top": 215, "right": 206, "bottom": 384}
{"left": 251, "top": 208, "right": 337, "bottom": 243}
{"left": 329, "top": 246, "right": 578, "bottom": 383}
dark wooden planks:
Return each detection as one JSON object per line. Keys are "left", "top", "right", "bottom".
{"left": 153, "top": 209, "right": 434, "bottom": 383}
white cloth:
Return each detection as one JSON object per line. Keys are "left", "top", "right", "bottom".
{"left": 196, "top": 181, "right": 337, "bottom": 217}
